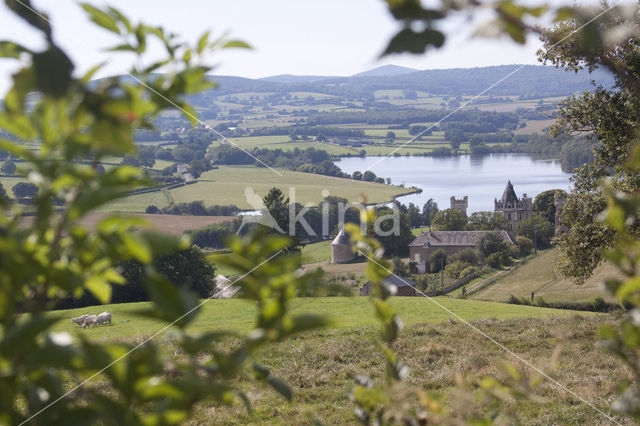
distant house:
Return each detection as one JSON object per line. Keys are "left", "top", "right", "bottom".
{"left": 409, "top": 230, "right": 513, "bottom": 273}
{"left": 360, "top": 275, "right": 417, "bottom": 297}
{"left": 182, "top": 172, "right": 195, "bottom": 183}
{"left": 176, "top": 164, "right": 189, "bottom": 174}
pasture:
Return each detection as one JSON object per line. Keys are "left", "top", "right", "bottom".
{"left": 470, "top": 248, "right": 621, "bottom": 303}
{"left": 52, "top": 298, "right": 617, "bottom": 424}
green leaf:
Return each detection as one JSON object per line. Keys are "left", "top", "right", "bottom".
{"left": 197, "top": 30, "right": 210, "bottom": 54}
{"left": 85, "top": 276, "right": 112, "bottom": 304}
{"left": 32, "top": 46, "right": 74, "bottom": 97}
{"left": 382, "top": 27, "right": 445, "bottom": 56}
{"left": 81, "top": 4, "right": 121, "bottom": 34}
{"left": 0, "top": 316, "right": 58, "bottom": 358}
{"left": 0, "top": 41, "right": 30, "bottom": 58}
{"left": 222, "top": 40, "right": 252, "bottom": 49}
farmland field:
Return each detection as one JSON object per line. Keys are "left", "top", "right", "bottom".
{"left": 53, "top": 296, "right": 592, "bottom": 339}
{"left": 470, "top": 248, "right": 621, "bottom": 303}
{"left": 53, "top": 298, "right": 617, "bottom": 424}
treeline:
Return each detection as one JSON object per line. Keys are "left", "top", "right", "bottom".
{"left": 305, "top": 108, "right": 520, "bottom": 127}
{"left": 146, "top": 201, "right": 240, "bottom": 216}
{"left": 55, "top": 247, "right": 216, "bottom": 309}
{"left": 207, "top": 145, "right": 389, "bottom": 182}
{"left": 249, "top": 126, "right": 365, "bottom": 138}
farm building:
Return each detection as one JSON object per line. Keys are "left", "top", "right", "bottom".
{"left": 360, "top": 274, "right": 417, "bottom": 297}
{"left": 331, "top": 228, "right": 355, "bottom": 264}
{"left": 409, "top": 230, "right": 514, "bottom": 273}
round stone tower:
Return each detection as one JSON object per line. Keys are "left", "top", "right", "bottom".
{"left": 331, "top": 228, "right": 355, "bottom": 264}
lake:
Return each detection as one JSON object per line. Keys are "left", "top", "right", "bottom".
{"left": 335, "top": 154, "right": 572, "bottom": 213}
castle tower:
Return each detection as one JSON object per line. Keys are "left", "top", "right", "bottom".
{"left": 494, "top": 180, "right": 532, "bottom": 234}
{"left": 450, "top": 195, "right": 468, "bottom": 218}
{"left": 331, "top": 228, "right": 355, "bottom": 264}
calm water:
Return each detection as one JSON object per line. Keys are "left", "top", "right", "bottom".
{"left": 335, "top": 154, "right": 572, "bottom": 213}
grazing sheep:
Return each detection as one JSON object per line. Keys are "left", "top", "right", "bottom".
{"left": 71, "top": 314, "right": 89, "bottom": 328}
{"left": 96, "top": 312, "right": 111, "bottom": 326}
{"left": 82, "top": 315, "right": 98, "bottom": 329}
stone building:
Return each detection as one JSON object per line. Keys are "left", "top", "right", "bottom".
{"left": 450, "top": 195, "right": 468, "bottom": 217}
{"left": 360, "top": 275, "right": 416, "bottom": 297}
{"left": 409, "top": 230, "right": 513, "bottom": 273}
{"left": 494, "top": 180, "right": 532, "bottom": 234}
{"left": 331, "top": 228, "right": 355, "bottom": 264}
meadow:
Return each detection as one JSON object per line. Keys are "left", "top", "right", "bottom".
{"left": 53, "top": 298, "right": 621, "bottom": 424}
{"left": 470, "top": 248, "right": 620, "bottom": 303}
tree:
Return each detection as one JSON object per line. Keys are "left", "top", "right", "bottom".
{"left": 431, "top": 208, "right": 466, "bottom": 231}
{"left": 409, "top": 124, "right": 429, "bottom": 139}
{"left": 12, "top": 182, "right": 38, "bottom": 199}
{"left": 421, "top": 198, "right": 439, "bottom": 226}
{"left": 120, "top": 155, "right": 140, "bottom": 167}
{"left": 0, "top": 4, "right": 329, "bottom": 424}
{"left": 263, "top": 187, "right": 300, "bottom": 252}
{"left": 362, "top": 170, "right": 376, "bottom": 182}
{"left": 406, "top": 203, "right": 422, "bottom": 228}
{"left": 352, "top": 171, "right": 363, "bottom": 180}
{"left": 137, "top": 145, "right": 157, "bottom": 168}
{"left": 1, "top": 160, "right": 16, "bottom": 175}
{"left": 466, "top": 211, "right": 509, "bottom": 231}
{"left": 475, "top": 231, "right": 509, "bottom": 260}
{"left": 538, "top": 15, "right": 640, "bottom": 281}
{"left": 386, "top": 131, "right": 396, "bottom": 142}
{"left": 146, "top": 205, "right": 160, "bottom": 214}
{"left": 155, "top": 246, "right": 216, "bottom": 298}
{"left": 0, "top": 181, "right": 7, "bottom": 202}
{"left": 516, "top": 236, "right": 533, "bottom": 257}
{"left": 533, "top": 189, "right": 567, "bottom": 224}
{"left": 376, "top": 207, "right": 414, "bottom": 257}
{"left": 429, "top": 249, "right": 446, "bottom": 273}
{"left": 516, "top": 214, "right": 555, "bottom": 250}
{"left": 392, "top": 256, "right": 408, "bottom": 277}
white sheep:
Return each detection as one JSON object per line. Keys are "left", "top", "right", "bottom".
{"left": 71, "top": 314, "right": 89, "bottom": 328}
{"left": 96, "top": 312, "right": 111, "bottom": 326}
{"left": 82, "top": 315, "right": 98, "bottom": 329}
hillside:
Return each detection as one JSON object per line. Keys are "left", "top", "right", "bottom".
{"left": 470, "top": 248, "right": 621, "bottom": 303}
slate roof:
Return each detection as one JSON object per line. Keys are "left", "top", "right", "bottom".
{"left": 500, "top": 180, "right": 519, "bottom": 206}
{"left": 409, "top": 230, "right": 514, "bottom": 247}
{"left": 331, "top": 228, "right": 351, "bottom": 245}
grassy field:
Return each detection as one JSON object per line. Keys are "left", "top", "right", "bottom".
{"left": 301, "top": 240, "right": 332, "bottom": 263}
{"left": 471, "top": 248, "right": 621, "bottom": 303}
{"left": 54, "top": 297, "right": 591, "bottom": 340}
{"left": 99, "top": 166, "right": 415, "bottom": 212}
{"left": 52, "top": 298, "right": 624, "bottom": 424}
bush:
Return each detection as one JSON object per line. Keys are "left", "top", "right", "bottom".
{"left": 146, "top": 205, "right": 160, "bottom": 214}
{"left": 450, "top": 248, "right": 479, "bottom": 265}
{"left": 459, "top": 265, "right": 480, "bottom": 279}
{"left": 485, "top": 252, "right": 503, "bottom": 268}
{"left": 516, "top": 236, "right": 533, "bottom": 256}
{"left": 476, "top": 231, "right": 509, "bottom": 259}
{"left": 429, "top": 249, "right": 447, "bottom": 273}
{"left": 445, "top": 260, "right": 471, "bottom": 279}
{"left": 1, "top": 159, "right": 16, "bottom": 175}
{"left": 12, "top": 181, "right": 38, "bottom": 199}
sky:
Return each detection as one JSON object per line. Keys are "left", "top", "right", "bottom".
{"left": 0, "top": 0, "right": 603, "bottom": 93}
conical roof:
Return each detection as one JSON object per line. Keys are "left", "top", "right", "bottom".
{"left": 331, "top": 228, "right": 350, "bottom": 245}
{"left": 501, "top": 180, "right": 519, "bottom": 205}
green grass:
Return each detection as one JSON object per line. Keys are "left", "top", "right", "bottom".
{"left": 471, "top": 248, "right": 621, "bottom": 303}
{"left": 52, "top": 296, "right": 591, "bottom": 340}
{"left": 301, "top": 240, "right": 332, "bottom": 263}
{"left": 53, "top": 298, "right": 616, "bottom": 424}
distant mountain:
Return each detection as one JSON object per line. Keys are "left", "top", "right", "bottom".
{"left": 259, "top": 74, "right": 334, "bottom": 84}
{"left": 352, "top": 64, "right": 420, "bottom": 77}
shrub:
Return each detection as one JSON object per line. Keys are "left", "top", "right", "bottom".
{"left": 445, "top": 260, "right": 471, "bottom": 279}
{"left": 485, "top": 252, "right": 503, "bottom": 268}
{"left": 146, "top": 205, "right": 160, "bottom": 214}
{"left": 429, "top": 249, "right": 447, "bottom": 273}
{"left": 516, "top": 236, "right": 533, "bottom": 256}
{"left": 450, "top": 248, "right": 479, "bottom": 265}
{"left": 12, "top": 182, "right": 38, "bottom": 199}
{"left": 1, "top": 159, "right": 16, "bottom": 175}
{"left": 459, "top": 265, "right": 480, "bottom": 280}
